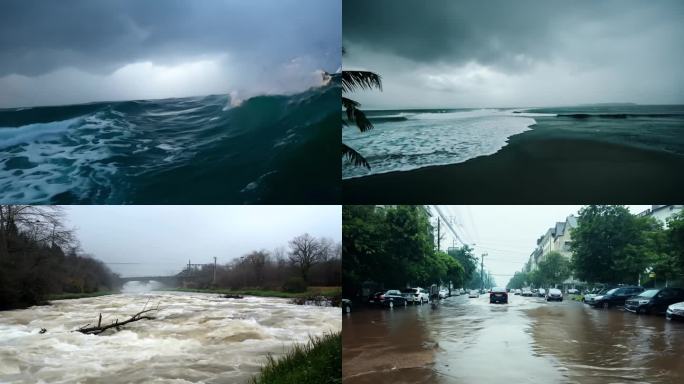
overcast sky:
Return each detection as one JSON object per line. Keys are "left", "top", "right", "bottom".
{"left": 343, "top": 0, "right": 684, "bottom": 109}
{"left": 0, "top": 0, "right": 340, "bottom": 108}
{"left": 65, "top": 205, "right": 341, "bottom": 277}
{"left": 435, "top": 205, "right": 650, "bottom": 286}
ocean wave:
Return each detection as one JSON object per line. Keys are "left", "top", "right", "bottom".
{"left": 0, "top": 83, "right": 340, "bottom": 203}
{"left": 0, "top": 117, "right": 82, "bottom": 149}
{"left": 558, "top": 113, "right": 684, "bottom": 119}
{"left": 342, "top": 109, "right": 535, "bottom": 179}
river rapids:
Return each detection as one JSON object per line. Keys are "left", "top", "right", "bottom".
{"left": 0, "top": 288, "right": 340, "bottom": 383}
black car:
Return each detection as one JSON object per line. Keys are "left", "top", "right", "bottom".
{"left": 490, "top": 287, "right": 508, "bottom": 304}
{"left": 625, "top": 288, "right": 684, "bottom": 315}
{"left": 591, "top": 286, "right": 644, "bottom": 309}
{"left": 369, "top": 290, "right": 407, "bottom": 307}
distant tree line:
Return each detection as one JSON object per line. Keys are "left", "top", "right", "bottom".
{"left": 0, "top": 205, "right": 118, "bottom": 310}
{"left": 506, "top": 251, "right": 570, "bottom": 290}
{"left": 507, "top": 205, "right": 684, "bottom": 290}
{"left": 182, "top": 233, "right": 341, "bottom": 293}
{"left": 343, "top": 205, "right": 475, "bottom": 299}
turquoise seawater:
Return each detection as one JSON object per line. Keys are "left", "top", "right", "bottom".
{"left": 0, "top": 83, "right": 340, "bottom": 203}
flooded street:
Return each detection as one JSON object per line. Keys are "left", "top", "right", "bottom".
{"left": 0, "top": 289, "right": 340, "bottom": 383}
{"left": 343, "top": 294, "right": 684, "bottom": 384}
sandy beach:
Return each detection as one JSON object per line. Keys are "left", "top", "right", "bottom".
{"left": 343, "top": 118, "right": 684, "bottom": 203}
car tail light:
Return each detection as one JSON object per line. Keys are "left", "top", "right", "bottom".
{"left": 379, "top": 295, "right": 384, "bottom": 300}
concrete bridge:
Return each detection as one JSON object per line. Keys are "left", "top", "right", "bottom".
{"left": 118, "top": 275, "right": 180, "bottom": 286}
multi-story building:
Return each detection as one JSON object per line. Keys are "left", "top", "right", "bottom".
{"left": 637, "top": 205, "right": 683, "bottom": 228}
{"left": 526, "top": 214, "right": 580, "bottom": 291}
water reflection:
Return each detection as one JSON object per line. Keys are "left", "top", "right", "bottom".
{"left": 344, "top": 295, "right": 684, "bottom": 384}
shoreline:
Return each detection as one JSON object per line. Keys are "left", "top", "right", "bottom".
{"left": 343, "top": 118, "right": 684, "bottom": 203}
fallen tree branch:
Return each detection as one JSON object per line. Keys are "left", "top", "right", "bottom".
{"left": 76, "top": 304, "right": 160, "bottom": 335}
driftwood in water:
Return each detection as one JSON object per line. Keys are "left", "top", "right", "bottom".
{"left": 76, "top": 302, "right": 160, "bottom": 335}
{"left": 222, "top": 294, "right": 244, "bottom": 299}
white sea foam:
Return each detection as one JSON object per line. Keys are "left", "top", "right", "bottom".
{"left": 0, "top": 117, "right": 80, "bottom": 150}
{"left": 342, "top": 109, "right": 543, "bottom": 178}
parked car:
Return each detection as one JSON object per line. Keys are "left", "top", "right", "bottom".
{"left": 567, "top": 288, "right": 579, "bottom": 294}
{"left": 342, "top": 299, "right": 352, "bottom": 313}
{"left": 546, "top": 288, "right": 563, "bottom": 301}
{"left": 666, "top": 302, "right": 684, "bottom": 321}
{"left": 439, "top": 288, "right": 449, "bottom": 299}
{"left": 453, "top": 289, "right": 461, "bottom": 296}
{"left": 468, "top": 289, "right": 480, "bottom": 298}
{"left": 591, "top": 286, "right": 644, "bottom": 309}
{"left": 514, "top": 289, "right": 521, "bottom": 295}
{"left": 584, "top": 287, "right": 613, "bottom": 305}
{"left": 490, "top": 287, "right": 508, "bottom": 304}
{"left": 538, "top": 288, "right": 546, "bottom": 297}
{"left": 402, "top": 287, "right": 429, "bottom": 304}
{"left": 522, "top": 288, "right": 533, "bottom": 297}
{"left": 625, "top": 288, "right": 684, "bottom": 315}
{"left": 370, "top": 290, "right": 407, "bottom": 307}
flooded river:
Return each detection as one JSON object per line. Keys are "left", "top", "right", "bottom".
{"left": 343, "top": 294, "right": 684, "bottom": 384}
{"left": 0, "top": 286, "right": 340, "bottom": 383}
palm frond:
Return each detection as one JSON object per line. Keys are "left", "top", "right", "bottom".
{"left": 342, "top": 143, "right": 370, "bottom": 169}
{"left": 342, "top": 96, "right": 360, "bottom": 110}
{"left": 342, "top": 97, "right": 373, "bottom": 132}
{"left": 353, "top": 108, "right": 373, "bottom": 132}
{"left": 342, "top": 71, "right": 382, "bottom": 93}
{"left": 342, "top": 96, "right": 360, "bottom": 122}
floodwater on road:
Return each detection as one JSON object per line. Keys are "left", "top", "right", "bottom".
{"left": 0, "top": 287, "right": 340, "bottom": 384}
{"left": 343, "top": 294, "right": 684, "bottom": 384}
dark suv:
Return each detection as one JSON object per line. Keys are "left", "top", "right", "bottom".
{"left": 591, "top": 286, "right": 644, "bottom": 309}
{"left": 489, "top": 287, "right": 508, "bottom": 304}
{"left": 625, "top": 288, "right": 684, "bottom": 315}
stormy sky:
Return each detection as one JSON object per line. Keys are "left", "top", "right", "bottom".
{"left": 434, "top": 206, "right": 650, "bottom": 286}
{"left": 65, "top": 205, "right": 341, "bottom": 277}
{"left": 343, "top": 0, "right": 684, "bottom": 109}
{"left": 0, "top": 0, "right": 340, "bottom": 108}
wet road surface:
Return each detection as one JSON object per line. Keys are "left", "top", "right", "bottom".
{"left": 343, "top": 294, "right": 684, "bottom": 384}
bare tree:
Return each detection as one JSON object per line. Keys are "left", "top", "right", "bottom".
{"left": 288, "top": 233, "right": 324, "bottom": 283}
{"left": 246, "top": 250, "right": 269, "bottom": 287}
{"left": 0, "top": 205, "right": 75, "bottom": 257}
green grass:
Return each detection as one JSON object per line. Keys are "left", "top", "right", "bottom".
{"left": 251, "top": 332, "right": 341, "bottom": 384}
{"left": 46, "top": 291, "right": 115, "bottom": 301}
{"left": 162, "top": 286, "right": 341, "bottom": 299}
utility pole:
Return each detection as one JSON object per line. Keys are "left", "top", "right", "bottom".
{"left": 480, "top": 252, "right": 487, "bottom": 292}
{"left": 437, "top": 216, "right": 441, "bottom": 252}
{"left": 213, "top": 257, "right": 217, "bottom": 286}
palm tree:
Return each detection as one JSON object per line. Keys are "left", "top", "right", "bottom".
{"left": 341, "top": 49, "right": 382, "bottom": 169}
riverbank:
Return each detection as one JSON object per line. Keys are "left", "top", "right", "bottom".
{"left": 46, "top": 291, "right": 116, "bottom": 301}
{"left": 343, "top": 116, "right": 684, "bottom": 203}
{"left": 163, "top": 286, "right": 342, "bottom": 299}
{"left": 251, "top": 332, "right": 341, "bottom": 384}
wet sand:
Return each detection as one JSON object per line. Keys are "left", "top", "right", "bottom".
{"left": 343, "top": 120, "right": 684, "bottom": 203}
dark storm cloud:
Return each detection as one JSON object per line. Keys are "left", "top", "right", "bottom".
{"left": 343, "top": 0, "right": 684, "bottom": 107}
{"left": 344, "top": 0, "right": 682, "bottom": 72}
{"left": 1, "top": 0, "right": 340, "bottom": 77}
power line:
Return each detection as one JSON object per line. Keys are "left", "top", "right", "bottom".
{"left": 432, "top": 205, "right": 468, "bottom": 246}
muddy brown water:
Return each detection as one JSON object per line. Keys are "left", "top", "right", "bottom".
{"left": 343, "top": 294, "right": 684, "bottom": 384}
{"left": 0, "top": 290, "right": 340, "bottom": 383}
